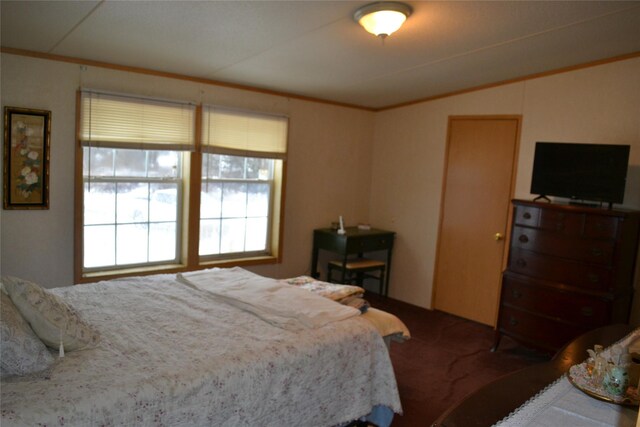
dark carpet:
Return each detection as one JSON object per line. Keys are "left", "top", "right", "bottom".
{"left": 367, "top": 294, "right": 548, "bottom": 426}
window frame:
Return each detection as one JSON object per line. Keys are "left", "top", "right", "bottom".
{"left": 74, "top": 92, "right": 287, "bottom": 283}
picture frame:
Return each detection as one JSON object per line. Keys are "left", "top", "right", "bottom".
{"left": 3, "top": 106, "right": 51, "bottom": 209}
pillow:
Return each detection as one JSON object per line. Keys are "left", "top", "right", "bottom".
{"left": 361, "top": 307, "right": 411, "bottom": 341}
{"left": 2, "top": 276, "right": 100, "bottom": 352}
{"left": 1, "top": 289, "right": 55, "bottom": 376}
{"left": 283, "top": 276, "right": 365, "bottom": 301}
{"left": 339, "top": 295, "right": 370, "bottom": 313}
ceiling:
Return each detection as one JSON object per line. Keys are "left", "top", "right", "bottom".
{"left": 2, "top": 1, "right": 640, "bottom": 110}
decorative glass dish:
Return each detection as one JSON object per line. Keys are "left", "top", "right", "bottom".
{"left": 568, "top": 363, "right": 639, "bottom": 406}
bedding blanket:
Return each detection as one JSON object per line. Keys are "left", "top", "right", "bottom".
{"left": 177, "top": 267, "right": 359, "bottom": 331}
{"left": 1, "top": 272, "right": 401, "bottom": 426}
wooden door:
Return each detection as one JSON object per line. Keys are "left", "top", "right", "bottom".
{"left": 432, "top": 116, "right": 520, "bottom": 326}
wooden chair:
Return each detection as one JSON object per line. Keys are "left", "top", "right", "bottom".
{"left": 327, "top": 258, "right": 387, "bottom": 296}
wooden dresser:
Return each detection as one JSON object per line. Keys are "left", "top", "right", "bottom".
{"left": 493, "top": 199, "right": 640, "bottom": 354}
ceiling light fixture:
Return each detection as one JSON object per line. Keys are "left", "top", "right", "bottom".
{"left": 353, "top": 1, "right": 413, "bottom": 39}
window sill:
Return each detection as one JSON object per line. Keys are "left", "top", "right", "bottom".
{"left": 78, "top": 264, "right": 185, "bottom": 284}
{"left": 198, "top": 255, "right": 279, "bottom": 269}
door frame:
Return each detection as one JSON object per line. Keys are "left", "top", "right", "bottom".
{"left": 431, "top": 115, "right": 522, "bottom": 327}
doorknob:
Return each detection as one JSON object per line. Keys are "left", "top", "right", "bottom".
{"left": 494, "top": 232, "right": 504, "bottom": 241}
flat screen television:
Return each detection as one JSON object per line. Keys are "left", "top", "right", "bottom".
{"left": 530, "top": 142, "right": 630, "bottom": 207}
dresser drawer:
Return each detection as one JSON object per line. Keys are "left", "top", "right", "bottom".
{"left": 538, "top": 209, "right": 584, "bottom": 235}
{"left": 514, "top": 205, "right": 540, "bottom": 227}
{"left": 584, "top": 215, "right": 619, "bottom": 239}
{"left": 508, "top": 248, "right": 612, "bottom": 291}
{"left": 497, "top": 306, "right": 589, "bottom": 352}
{"left": 511, "top": 226, "right": 614, "bottom": 265}
{"left": 501, "top": 275, "right": 609, "bottom": 326}
{"left": 345, "top": 234, "right": 394, "bottom": 253}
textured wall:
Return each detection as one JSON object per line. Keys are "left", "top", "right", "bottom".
{"left": 0, "top": 53, "right": 374, "bottom": 287}
{"left": 371, "top": 58, "right": 640, "bottom": 325}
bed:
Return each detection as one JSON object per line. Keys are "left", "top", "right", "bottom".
{"left": 1, "top": 267, "right": 408, "bottom": 427}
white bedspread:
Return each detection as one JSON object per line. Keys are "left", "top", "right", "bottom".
{"left": 1, "top": 273, "right": 401, "bottom": 426}
{"left": 177, "top": 267, "right": 359, "bottom": 331}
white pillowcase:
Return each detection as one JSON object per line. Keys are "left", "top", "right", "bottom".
{"left": 2, "top": 276, "right": 100, "bottom": 352}
{"left": 1, "top": 289, "right": 54, "bottom": 376}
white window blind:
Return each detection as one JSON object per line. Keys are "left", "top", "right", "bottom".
{"left": 202, "top": 106, "right": 288, "bottom": 159}
{"left": 79, "top": 91, "right": 196, "bottom": 151}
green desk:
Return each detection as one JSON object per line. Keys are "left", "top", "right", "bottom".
{"left": 311, "top": 227, "right": 395, "bottom": 295}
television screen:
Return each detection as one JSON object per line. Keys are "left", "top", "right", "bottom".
{"left": 530, "top": 142, "right": 630, "bottom": 205}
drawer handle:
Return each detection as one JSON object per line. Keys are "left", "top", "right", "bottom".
{"left": 581, "top": 306, "right": 594, "bottom": 317}
{"left": 509, "top": 317, "right": 519, "bottom": 327}
{"left": 518, "top": 235, "right": 529, "bottom": 243}
{"left": 523, "top": 212, "right": 531, "bottom": 220}
{"left": 511, "top": 289, "right": 522, "bottom": 299}
{"left": 587, "top": 273, "right": 600, "bottom": 284}
{"left": 515, "top": 259, "right": 527, "bottom": 268}
{"left": 590, "top": 247, "right": 603, "bottom": 257}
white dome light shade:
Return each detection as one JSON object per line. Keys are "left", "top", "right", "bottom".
{"left": 354, "top": 2, "right": 413, "bottom": 38}
{"left": 359, "top": 10, "right": 407, "bottom": 36}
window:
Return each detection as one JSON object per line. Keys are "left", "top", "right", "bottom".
{"left": 83, "top": 147, "right": 182, "bottom": 269}
{"left": 76, "top": 92, "right": 288, "bottom": 280}
{"left": 200, "top": 154, "right": 274, "bottom": 256}
{"left": 78, "top": 90, "right": 195, "bottom": 275}
{"left": 199, "top": 106, "right": 288, "bottom": 262}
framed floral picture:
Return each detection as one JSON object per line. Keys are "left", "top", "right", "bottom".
{"left": 3, "top": 107, "right": 51, "bottom": 209}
